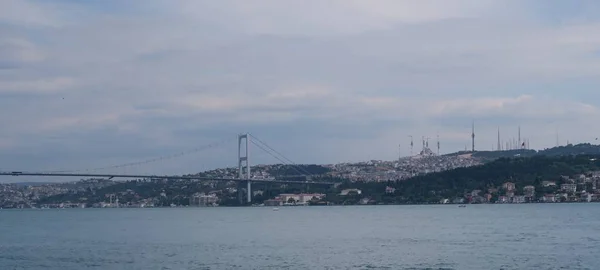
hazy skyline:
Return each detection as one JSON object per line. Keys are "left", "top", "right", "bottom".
{"left": 2, "top": 0, "right": 600, "bottom": 180}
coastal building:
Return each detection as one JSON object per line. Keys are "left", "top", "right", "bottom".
{"left": 512, "top": 196, "right": 526, "bottom": 203}
{"left": 189, "top": 193, "right": 218, "bottom": 206}
{"left": 278, "top": 193, "right": 325, "bottom": 204}
{"left": 497, "top": 196, "right": 509, "bottom": 203}
{"left": 542, "top": 181, "right": 556, "bottom": 187}
{"left": 524, "top": 185, "right": 535, "bottom": 197}
{"left": 542, "top": 194, "right": 556, "bottom": 202}
{"left": 581, "top": 193, "right": 593, "bottom": 202}
{"left": 502, "top": 182, "right": 516, "bottom": 191}
{"left": 560, "top": 184, "right": 577, "bottom": 193}
{"left": 340, "top": 189, "right": 362, "bottom": 196}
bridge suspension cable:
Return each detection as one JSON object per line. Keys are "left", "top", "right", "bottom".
{"left": 248, "top": 134, "right": 314, "bottom": 177}
{"left": 43, "top": 137, "right": 234, "bottom": 173}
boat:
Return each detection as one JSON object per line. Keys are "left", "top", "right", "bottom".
{"left": 272, "top": 207, "right": 279, "bottom": 211}
{"left": 458, "top": 205, "right": 467, "bottom": 208}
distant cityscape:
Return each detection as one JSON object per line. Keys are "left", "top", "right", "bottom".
{"left": 0, "top": 144, "right": 476, "bottom": 208}
{"left": 2, "top": 143, "right": 600, "bottom": 209}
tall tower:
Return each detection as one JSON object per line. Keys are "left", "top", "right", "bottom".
{"left": 471, "top": 120, "right": 475, "bottom": 152}
{"left": 437, "top": 134, "right": 440, "bottom": 155}
{"left": 238, "top": 133, "right": 251, "bottom": 203}
{"left": 398, "top": 144, "right": 401, "bottom": 161}
{"left": 497, "top": 127, "right": 501, "bottom": 151}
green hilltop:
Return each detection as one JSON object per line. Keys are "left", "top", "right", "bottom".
{"left": 445, "top": 143, "right": 600, "bottom": 161}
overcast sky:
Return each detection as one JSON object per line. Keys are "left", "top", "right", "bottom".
{"left": 2, "top": 0, "right": 600, "bottom": 180}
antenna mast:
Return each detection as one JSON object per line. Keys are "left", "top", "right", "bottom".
{"left": 471, "top": 120, "right": 475, "bottom": 152}
{"left": 437, "top": 134, "right": 440, "bottom": 155}
{"left": 497, "top": 127, "right": 501, "bottom": 151}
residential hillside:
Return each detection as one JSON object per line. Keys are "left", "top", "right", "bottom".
{"left": 332, "top": 155, "right": 600, "bottom": 204}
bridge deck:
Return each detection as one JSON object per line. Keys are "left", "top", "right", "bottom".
{"left": 0, "top": 172, "right": 335, "bottom": 185}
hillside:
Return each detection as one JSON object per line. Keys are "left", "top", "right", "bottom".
{"left": 445, "top": 143, "right": 600, "bottom": 161}
{"left": 330, "top": 155, "right": 600, "bottom": 204}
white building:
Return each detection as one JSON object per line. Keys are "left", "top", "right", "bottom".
{"left": 523, "top": 185, "right": 536, "bottom": 197}
{"left": 190, "top": 193, "right": 218, "bottom": 206}
{"left": 502, "top": 182, "right": 516, "bottom": 191}
{"left": 512, "top": 196, "right": 526, "bottom": 203}
{"left": 560, "top": 184, "right": 577, "bottom": 193}
{"left": 279, "top": 193, "right": 325, "bottom": 204}
{"left": 542, "top": 181, "right": 557, "bottom": 187}
{"left": 340, "top": 189, "right": 362, "bottom": 196}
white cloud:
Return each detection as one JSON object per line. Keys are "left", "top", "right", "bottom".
{"left": 2, "top": 0, "right": 600, "bottom": 176}
{"left": 0, "top": 77, "right": 75, "bottom": 94}
{"left": 176, "top": 0, "right": 505, "bottom": 35}
{"left": 0, "top": 37, "right": 45, "bottom": 67}
{"left": 0, "top": 0, "right": 61, "bottom": 27}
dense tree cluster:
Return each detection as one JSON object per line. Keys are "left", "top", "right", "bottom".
{"left": 470, "top": 143, "right": 600, "bottom": 161}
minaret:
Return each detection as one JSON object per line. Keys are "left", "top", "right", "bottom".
{"left": 471, "top": 120, "right": 475, "bottom": 152}
{"left": 497, "top": 127, "right": 501, "bottom": 151}
{"left": 409, "top": 135, "right": 413, "bottom": 156}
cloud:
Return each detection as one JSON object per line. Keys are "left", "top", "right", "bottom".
{"left": 175, "top": 0, "right": 506, "bottom": 35}
{"left": 1, "top": 0, "right": 600, "bottom": 181}
{"left": 0, "top": 0, "right": 61, "bottom": 27}
{"left": 0, "top": 37, "right": 45, "bottom": 69}
{"left": 0, "top": 77, "right": 75, "bottom": 94}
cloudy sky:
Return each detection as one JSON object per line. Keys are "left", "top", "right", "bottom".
{"left": 2, "top": 0, "right": 600, "bottom": 180}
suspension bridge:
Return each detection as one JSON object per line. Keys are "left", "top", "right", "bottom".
{"left": 0, "top": 133, "right": 335, "bottom": 204}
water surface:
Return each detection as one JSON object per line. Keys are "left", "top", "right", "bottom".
{"left": 1, "top": 204, "right": 599, "bottom": 269}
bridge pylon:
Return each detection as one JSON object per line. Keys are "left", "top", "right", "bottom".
{"left": 238, "top": 133, "right": 251, "bottom": 204}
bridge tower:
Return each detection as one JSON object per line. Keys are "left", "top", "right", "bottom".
{"left": 238, "top": 133, "right": 251, "bottom": 204}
